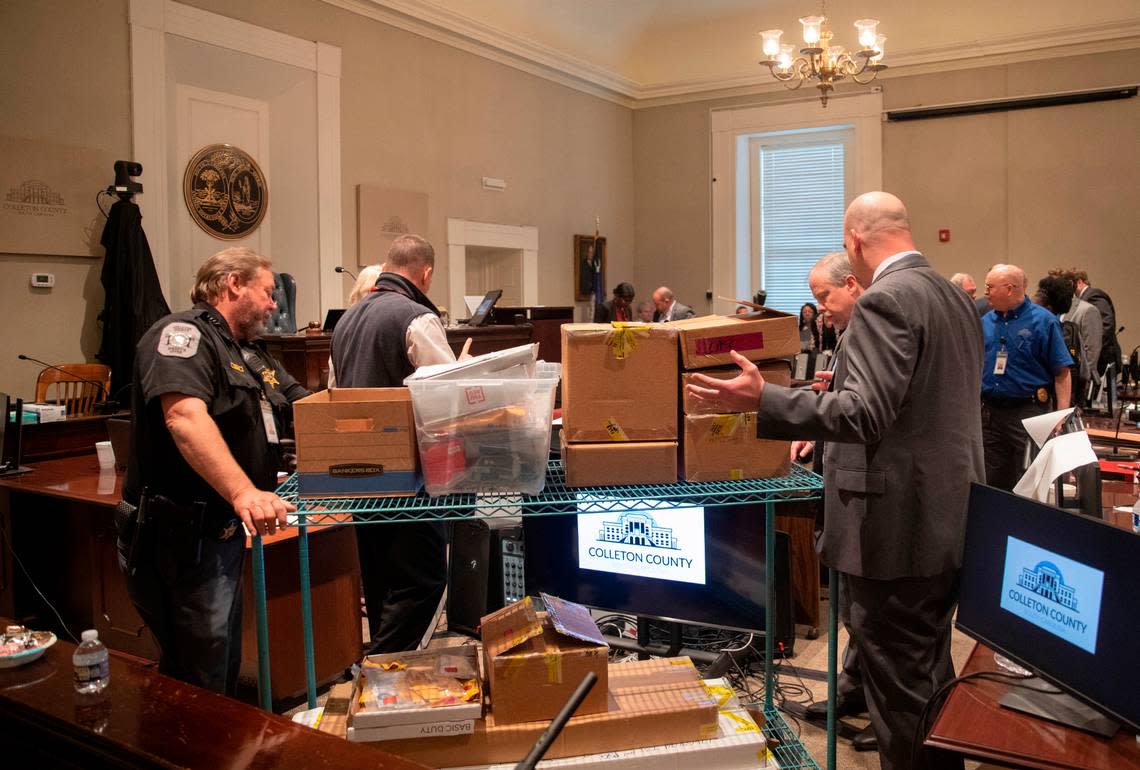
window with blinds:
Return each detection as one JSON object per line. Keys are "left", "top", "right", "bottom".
{"left": 759, "top": 141, "right": 847, "bottom": 314}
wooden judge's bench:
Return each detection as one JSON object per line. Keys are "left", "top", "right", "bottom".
{"left": 261, "top": 305, "right": 573, "bottom": 392}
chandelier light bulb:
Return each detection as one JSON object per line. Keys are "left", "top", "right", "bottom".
{"left": 799, "top": 15, "right": 824, "bottom": 46}
{"left": 778, "top": 43, "right": 795, "bottom": 70}
{"left": 871, "top": 34, "right": 886, "bottom": 62}
{"left": 760, "top": 28, "right": 784, "bottom": 58}
{"left": 854, "top": 19, "right": 879, "bottom": 49}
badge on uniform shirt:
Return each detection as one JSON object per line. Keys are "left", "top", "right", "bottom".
{"left": 261, "top": 368, "right": 279, "bottom": 388}
{"left": 993, "top": 350, "right": 1008, "bottom": 376}
{"left": 260, "top": 400, "right": 280, "bottom": 444}
{"left": 157, "top": 322, "right": 201, "bottom": 358}
{"left": 1036, "top": 387, "right": 1049, "bottom": 404}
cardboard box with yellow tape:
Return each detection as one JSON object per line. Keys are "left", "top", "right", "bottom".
{"left": 372, "top": 656, "right": 719, "bottom": 767}
{"left": 681, "top": 411, "right": 790, "bottom": 482}
{"left": 680, "top": 360, "right": 792, "bottom": 417}
{"left": 561, "top": 323, "right": 678, "bottom": 443}
{"left": 480, "top": 595, "right": 609, "bottom": 725}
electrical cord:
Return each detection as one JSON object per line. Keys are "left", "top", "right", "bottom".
{"left": 0, "top": 521, "right": 80, "bottom": 643}
{"left": 910, "top": 668, "right": 1043, "bottom": 768}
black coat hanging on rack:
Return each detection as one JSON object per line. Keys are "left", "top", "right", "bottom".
{"left": 96, "top": 198, "right": 171, "bottom": 400}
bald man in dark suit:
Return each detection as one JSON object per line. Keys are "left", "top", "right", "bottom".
{"left": 689, "top": 192, "right": 983, "bottom": 770}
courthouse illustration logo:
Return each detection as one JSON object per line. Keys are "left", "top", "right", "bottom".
{"left": 1017, "top": 561, "right": 1077, "bottom": 611}
{"left": 4, "top": 179, "right": 67, "bottom": 217}
{"left": 1000, "top": 536, "right": 1103, "bottom": 654}
{"left": 598, "top": 512, "right": 678, "bottom": 550}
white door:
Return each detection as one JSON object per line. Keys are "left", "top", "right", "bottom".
{"left": 173, "top": 85, "right": 270, "bottom": 311}
{"left": 466, "top": 246, "right": 523, "bottom": 305}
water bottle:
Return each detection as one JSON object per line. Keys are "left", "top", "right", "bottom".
{"left": 73, "top": 629, "right": 110, "bottom": 694}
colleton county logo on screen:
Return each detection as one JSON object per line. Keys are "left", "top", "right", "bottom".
{"left": 999, "top": 536, "right": 1104, "bottom": 654}
{"left": 576, "top": 498, "right": 707, "bottom": 586}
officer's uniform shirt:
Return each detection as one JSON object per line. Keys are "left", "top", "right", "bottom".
{"left": 124, "top": 303, "right": 308, "bottom": 519}
{"left": 982, "top": 296, "right": 1073, "bottom": 401}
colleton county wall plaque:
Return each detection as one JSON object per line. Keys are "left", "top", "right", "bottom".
{"left": 182, "top": 144, "right": 267, "bottom": 239}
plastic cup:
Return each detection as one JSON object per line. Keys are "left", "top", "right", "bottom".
{"left": 95, "top": 441, "right": 115, "bottom": 470}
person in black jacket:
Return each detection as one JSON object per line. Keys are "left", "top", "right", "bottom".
{"left": 594, "top": 282, "right": 636, "bottom": 323}
{"left": 1072, "top": 269, "right": 1121, "bottom": 376}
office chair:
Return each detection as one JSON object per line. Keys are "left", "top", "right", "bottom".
{"left": 266, "top": 272, "right": 297, "bottom": 334}
{"left": 34, "top": 363, "right": 111, "bottom": 417}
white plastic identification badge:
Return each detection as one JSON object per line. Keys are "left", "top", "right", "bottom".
{"left": 994, "top": 350, "right": 1008, "bottom": 376}
{"left": 260, "top": 400, "right": 279, "bottom": 444}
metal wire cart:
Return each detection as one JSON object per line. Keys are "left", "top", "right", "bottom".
{"left": 265, "top": 460, "right": 836, "bottom": 769}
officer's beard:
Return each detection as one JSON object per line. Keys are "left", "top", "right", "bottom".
{"left": 233, "top": 300, "right": 269, "bottom": 341}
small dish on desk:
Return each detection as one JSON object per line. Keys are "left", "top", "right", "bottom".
{"left": 0, "top": 625, "right": 57, "bottom": 668}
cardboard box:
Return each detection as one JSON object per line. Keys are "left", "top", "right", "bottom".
{"left": 347, "top": 644, "right": 483, "bottom": 742}
{"left": 376, "top": 657, "right": 719, "bottom": 768}
{"left": 561, "top": 324, "right": 677, "bottom": 442}
{"left": 481, "top": 597, "right": 609, "bottom": 725}
{"left": 681, "top": 412, "right": 790, "bottom": 481}
{"left": 293, "top": 387, "right": 421, "bottom": 498}
{"left": 670, "top": 311, "right": 799, "bottom": 370}
{"left": 680, "top": 361, "right": 792, "bottom": 416}
{"left": 560, "top": 434, "right": 678, "bottom": 487}
{"left": 449, "top": 678, "right": 767, "bottom": 770}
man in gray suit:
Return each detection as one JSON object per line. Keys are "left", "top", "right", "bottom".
{"left": 651, "top": 286, "right": 696, "bottom": 322}
{"left": 688, "top": 192, "right": 983, "bottom": 770}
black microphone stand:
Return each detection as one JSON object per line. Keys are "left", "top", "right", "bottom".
{"left": 335, "top": 265, "right": 357, "bottom": 280}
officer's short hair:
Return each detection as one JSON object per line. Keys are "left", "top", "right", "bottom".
{"left": 614, "top": 282, "right": 635, "bottom": 301}
{"left": 386, "top": 234, "right": 435, "bottom": 270}
{"left": 191, "top": 247, "right": 272, "bottom": 304}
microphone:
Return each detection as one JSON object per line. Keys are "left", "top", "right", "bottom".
{"left": 335, "top": 265, "right": 357, "bottom": 280}
{"left": 18, "top": 354, "right": 112, "bottom": 410}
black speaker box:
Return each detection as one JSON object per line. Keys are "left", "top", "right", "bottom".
{"left": 447, "top": 518, "right": 524, "bottom": 636}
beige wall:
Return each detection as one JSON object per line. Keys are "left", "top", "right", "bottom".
{"left": 0, "top": 0, "right": 634, "bottom": 400}
{"left": 633, "top": 48, "right": 1140, "bottom": 356}
{"left": 0, "top": 0, "right": 131, "bottom": 400}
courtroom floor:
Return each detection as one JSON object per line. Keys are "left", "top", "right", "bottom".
{"left": 285, "top": 596, "right": 1003, "bottom": 769}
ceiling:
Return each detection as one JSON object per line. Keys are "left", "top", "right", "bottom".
{"left": 324, "top": 0, "right": 1140, "bottom": 105}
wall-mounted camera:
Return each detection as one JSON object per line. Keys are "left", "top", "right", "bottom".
{"left": 110, "top": 160, "right": 143, "bottom": 199}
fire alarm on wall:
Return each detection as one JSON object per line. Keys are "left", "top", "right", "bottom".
{"left": 938, "top": 229, "right": 951, "bottom": 243}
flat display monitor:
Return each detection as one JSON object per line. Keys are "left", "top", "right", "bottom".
{"left": 524, "top": 498, "right": 774, "bottom": 634}
{"left": 956, "top": 483, "right": 1140, "bottom": 733}
{"left": 467, "top": 289, "right": 503, "bottom": 327}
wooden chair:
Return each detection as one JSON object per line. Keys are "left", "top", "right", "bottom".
{"left": 34, "top": 364, "right": 111, "bottom": 417}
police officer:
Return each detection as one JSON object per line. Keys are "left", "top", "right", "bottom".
{"left": 118, "top": 247, "right": 308, "bottom": 694}
{"left": 981, "top": 263, "right": 1073, "bottom": 491}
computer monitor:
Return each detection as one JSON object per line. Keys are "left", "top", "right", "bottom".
{"left": 524, "top": 498, "right": 786, "bottom": 636}
{"left": 322, "top": 308, "right": 346, "bottom": 332}
{"left": 956, "top": 483, "right": 1140, "bottom": 733}
{"left": 467, "top": 289, "right": 503, "bottom": 327}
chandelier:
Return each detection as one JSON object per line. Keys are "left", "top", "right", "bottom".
{"left": 758, "top": 4, "right": 886, "bottom": 107}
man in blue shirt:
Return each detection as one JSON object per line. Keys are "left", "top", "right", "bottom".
{"left": 981, "top": 264, "right": 1073, "bottom": 490}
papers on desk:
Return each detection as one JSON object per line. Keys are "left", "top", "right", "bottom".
{"left": 1013, "top": 409, "right": 1097, "bottom": 502}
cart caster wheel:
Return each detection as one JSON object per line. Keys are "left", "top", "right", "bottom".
{"left": 805, "top": 626, "right": 820, "bottom": 639}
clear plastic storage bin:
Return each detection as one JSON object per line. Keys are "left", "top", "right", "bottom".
{"left": 406, "top": 363, "right": 560, "bottom": 496}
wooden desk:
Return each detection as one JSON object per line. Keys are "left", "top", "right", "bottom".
{"left": 0, "top": 633, "right": 426, "bottom": 769}
{"left": 3, "top": 411, "right": 127, "bottom": 463}
{"left": 0, "top": 455, "right": 362, "bottom": 704}
{"left": 263, "top": 325, "right": 537, "bottom": 392}
{"left": 262, "top": 331, "right": 332, "bottom": 392}
{"left": 926, "top": 642, "right": 1140, "bottom": 769}
{"left": 445, "top": 323, "right": 533, "bottom": 358}
{"left": 493, "top": 306, "right": 574, "bottom": 362}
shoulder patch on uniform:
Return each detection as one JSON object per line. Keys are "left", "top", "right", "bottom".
{"left": 157, "top": 322, "right": 201, "bottom": 358}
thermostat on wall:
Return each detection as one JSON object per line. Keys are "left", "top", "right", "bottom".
{"left": 31, "top": 273, "right": 55, "bottom": 288}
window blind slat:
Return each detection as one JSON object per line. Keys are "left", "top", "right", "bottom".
{"left": 760, "top": 142, "right": 846, "bottom": 314}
